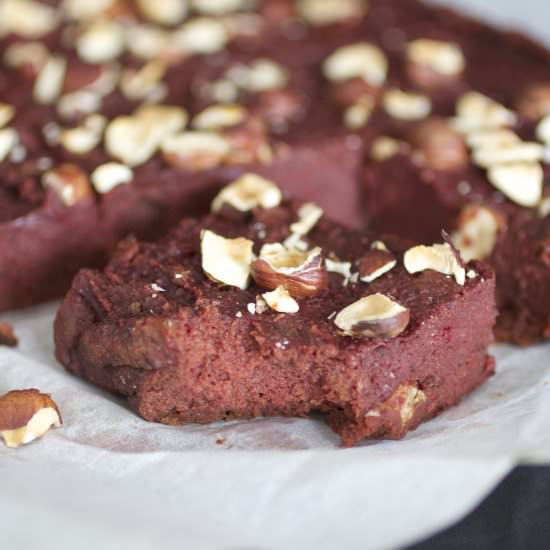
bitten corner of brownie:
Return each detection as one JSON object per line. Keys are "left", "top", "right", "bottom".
{"left": 54, "top": 175, "right": 496, "bottom": 446}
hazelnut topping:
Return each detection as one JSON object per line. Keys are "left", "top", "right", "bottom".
{"left": 334, "top": 294, "right": 410, "bottom": 338}
{"left": 251, "top": 244, "right": 327, "bottom": 297}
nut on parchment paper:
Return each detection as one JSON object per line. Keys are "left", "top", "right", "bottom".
{"left": 0, "top": 389, "right": 62, "bottom": 448}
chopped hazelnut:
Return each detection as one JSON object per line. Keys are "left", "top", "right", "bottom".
{"left": 91, "top": 162, "right": 133, "bottom": 194}
{"left": 77, "top": 19, "right": 125, "bottom": 63}
{"left": 406, "top": 39, "right": 464, "bottom": 88}
{"left": 334, "top": 293, "right": 410, "bottom": 338}
{"left": 297, "top": 0, "right": 366, "bottom": 26}
{"left": 106, "top": 105, "right": 187, "bottom": 166}
{"left": 323, "top": 42, "right": 388, "bottom": 87}
{"left": 452, "top": 204, "right": 501, "bottom": 262}
{"left": 251, "top": 244, "right": 327, "bottom": 297}
{"left": 343, "top": 101, "right": 373, "bottom": 129}
{"left": 173, "top": 17, "right": 229, "bottom": 55}
{"left": 33, "top": 55, "right": 66, "bottom": 104}
{"left": 472, "top": 141, "right": 544, "bottom": 168}
{"left": 370, "top": 136, "right": 403, "bottom": 162}
{"left": 284, "top": 202, "right": 324, "bottom": 249}
{"left": 453, "top": 92, "right": 516, "bottom": 132}
{"left": 409, "top": 118, "right": 469, "bottom": 171}
{"left": 536, "top": 115, "right": 550, "bottom": 145}
{"left": 240, "top": 58, "right": 289, "bottom": 93}
{"left": 0, "top": 102, "right": 15, "bottom": 129}
{"left": 487, "top": 162, "right": 543, "bottom": 207}
{"left": 404, "top": 242, "right": 465, "bottom": 285}
{"left": 192, "top": 104, "right": 247, "bottom": 130}
{"left": 161, "top": 131, "right": 231, "bottom": 171}
{"left": 200, "top": 230, "right": 254, "bottom": 289}
{"left": 383, "top": 89, "right": 431, "bottom": 121}
{"left": 466, "top": 128, "right": 521, "bottom": 150}
{"left": 120, "top": 60, "right": 167, "bottom": 101}
{"left": 0, "top": 389, "right": 62, "bottom": 448}
{"left": 191, "top": 0, "right": 246, "bottom": 16}
{"left": 262, "top": 285, "right": 300, "bottom": 313}
{"left": 211, "top": 173, "right": 282, "bottom": 212}
{"left": 0, "top": 127, "right": 18, "bottom": 162}
{"left": 358, "top": 247, "right": 397, "bottom": 283}
{"left": 42, "top": 163, "right": 92, "bottom": 206}
{"left": 136, "top": 0, "right": 188, "bottom": 25}
{"left": 0, "top": 0, "right": 58, "bottom": 38}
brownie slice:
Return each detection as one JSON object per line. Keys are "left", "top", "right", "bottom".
{"left": 54, "top": 174, "right": 496, "bottom": 446}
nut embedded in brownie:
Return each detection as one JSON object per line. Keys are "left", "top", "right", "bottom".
{"left": 54, "top": 174, "right": 496, "bottom": 446}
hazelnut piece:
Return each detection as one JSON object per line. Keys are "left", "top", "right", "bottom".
{"left": 200, "top": 229, "right": 254, "bottom": 289}
{"left": 452, "top": 204, "right": 500, "bottom": 262}
{"left": 297, "top": 0, "right": 367, "bottom": 26}
{"left": 383, "top": 89, "right": 431, "bottom": 121}
{"left": 42, "top": 164, "right": 92, "bottom": 206}
{"left": 323, "top": 42, "right": 388, "bottom": 87}
{"left": 404, "top": 242, "right": 465, "bottom": 285}
{"left": 358, "top": 246, "right": 397, "bottom": 283}
{"left": 406, "top": 39, "right": 465, "bottom": 89}
{"left": 161, "top": 131, "right": 231, "bottom": 171}
{"left": 261, "top": 286, "right": 299, "bottom": 314}
{"left": 91, "top": 162, "right": 133, "bottom": 194}
{"left": 487, "top": 162, "right": 543, "bottom": 208}
{"left": 192, "top": 104, "right": 246, "bottom": 130}
{"left": 0, "top": 389, "right": 62, "bottom": 448}
{"left": 453, "top": 92, "right": 516, "bottom": 132}
{"left": 251, "top": 243, "right": 327, "bottom": 297}
{"left": 334, "top": 293, "right": 410, "bottom": 338}
{"left": 409, "top": 118, "right": 469, "bottom": 171}
{"left": 211, "top": 173, "right": 282, "bottom": 213}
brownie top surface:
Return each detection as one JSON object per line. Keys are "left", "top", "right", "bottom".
{"left": 76, "top": 181, "right": 493, "bottom": 353}
{"left": 1, "top": 0, "right": 549, "bottom": 226}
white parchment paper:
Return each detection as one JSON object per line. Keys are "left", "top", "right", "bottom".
{"left": 1, "top": 302, "right": 549, "bottom": 550}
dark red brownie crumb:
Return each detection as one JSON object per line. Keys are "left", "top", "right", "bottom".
{"left": 54, "top": 176, "right": 496, "bottom": 446}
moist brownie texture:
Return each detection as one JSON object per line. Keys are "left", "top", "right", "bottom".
{"left": 54, "top": 175, "right": 496, "bottom": 446}
{"left": 1, "top": 0, "right": 549, "bottom": 346}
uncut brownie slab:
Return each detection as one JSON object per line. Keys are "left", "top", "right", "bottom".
{"left": 54, "top": 174, "right": 496, "bottom": 446}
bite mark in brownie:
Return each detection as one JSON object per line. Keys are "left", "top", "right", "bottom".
{"left": 54, "top": 175, "right": 496, "bottom": 446}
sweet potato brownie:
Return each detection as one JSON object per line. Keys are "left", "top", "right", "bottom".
{"left": 54, "top": 174, "right": 496, "bottom": 446}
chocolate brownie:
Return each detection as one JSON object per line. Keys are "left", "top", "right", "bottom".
{"left": 1, "top": 0, "right": 548, "bottom": 348}
{"left": 0, "top": 0, "right": 366, "bottom": 311}
{"left": 54, "top": 174, "right": 496, "bottom": 446}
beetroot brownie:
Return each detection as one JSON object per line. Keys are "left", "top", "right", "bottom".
{"left": 0, "top": 0, "right": 366, "bottom": 311}
{"left": 54, "top": 174, "right": 496, "bottom": 446}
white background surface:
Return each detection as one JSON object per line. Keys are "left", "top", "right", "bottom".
{"left": 2, "top": 2, "right": 550, "bottom": 550}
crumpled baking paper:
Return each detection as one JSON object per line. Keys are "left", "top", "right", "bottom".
{"left": 1, "top": 302, "right": 549, "bottom": 550}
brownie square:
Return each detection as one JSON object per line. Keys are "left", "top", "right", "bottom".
{"left": 54, "top": 174, "right": 496, "bottom": 446}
